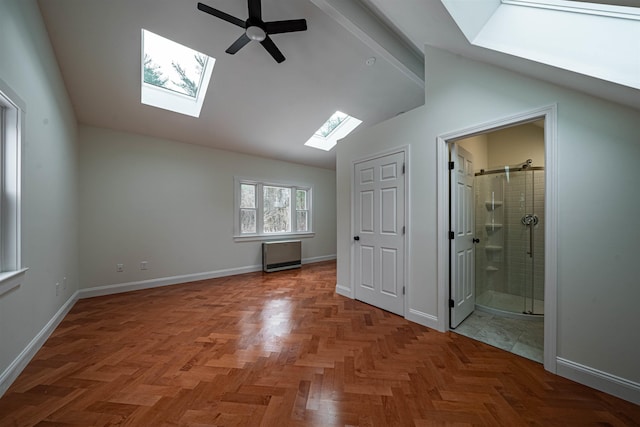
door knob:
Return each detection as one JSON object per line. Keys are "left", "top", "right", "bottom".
{"left": 472, "top": 238, "right": 480, "bottom": 243}
{"left": 354, "top": 236, "right": 360, "bottom": 241}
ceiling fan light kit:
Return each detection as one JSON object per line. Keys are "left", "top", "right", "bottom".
{"left": 197, "top": 0, "right": 307, "bottom": 63}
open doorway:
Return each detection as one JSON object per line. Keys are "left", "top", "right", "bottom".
{"left": 451, "top": 120, "right": 545, "bottom": 363}
{"left": 437, "top": 104, "right": 558, "bottom": 373}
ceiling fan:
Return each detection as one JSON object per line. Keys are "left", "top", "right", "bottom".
{"left": 197, "top": 0, "right": 307, "bottom": 63}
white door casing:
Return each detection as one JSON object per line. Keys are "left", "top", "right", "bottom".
{"left": 353, "top": 151, "right": 405, "bottom": 316}
{"left": 450, "top": 144, "right": 475, "bottom": 328}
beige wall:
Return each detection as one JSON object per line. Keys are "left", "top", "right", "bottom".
{"left": 458, "top": 122, "right": 544, "bottom": 173}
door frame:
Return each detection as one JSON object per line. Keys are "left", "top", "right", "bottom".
{"left": 351, "top": 145, "right": 410, "bottom": 317}
{"left": 436, "top": 105, "right": 558, "bottom": 374}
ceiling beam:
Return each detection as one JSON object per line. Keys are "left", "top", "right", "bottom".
{"left": 309, "top": 0, "right": 425, "bottom": 88}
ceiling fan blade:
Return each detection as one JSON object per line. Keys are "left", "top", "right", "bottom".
{"left": 264, "top": 19, "right": 307, "bottom": 34}
{"left": 260, "top": 36, "right": 285, "bottom": 63}
{"left": 248, "top": 0, "right": 262, "bottom": 21}
{"left": 226, "top": 33, "right": 251, "bottom": 54}
{"left": 197, "top": 2, "right": 246, "bottom": 28}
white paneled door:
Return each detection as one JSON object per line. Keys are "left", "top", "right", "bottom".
{"left": 353, "top": 151, "right": 405, "bottom": 316}
{"left": 450, "top": 144, "right": 476, "bottom": 328}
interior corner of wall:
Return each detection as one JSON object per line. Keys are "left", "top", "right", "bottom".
{"left": 440, "top": 0, "right": 501, "bottom": 43}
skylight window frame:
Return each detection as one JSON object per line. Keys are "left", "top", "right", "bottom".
{"left": 503, "top": 0, "right": 640, "bottom": 19}
{"left": 304, "top": 111, "right": 363, "bottom": 151}
{"left": 140, "top": 29, "right": 216, "bottom": 118}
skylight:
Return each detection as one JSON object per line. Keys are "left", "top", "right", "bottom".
{"left": 141, "top": 29, "right": 215, "bottom": 117}
{"left": 442, "top": 0, "right": 640, "bottom": 90}
{"left": 305, "top": 111, "right": 362, "bottom": 151}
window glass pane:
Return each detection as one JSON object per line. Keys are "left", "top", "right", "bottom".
{"left": 296, "top": 189, "right": 307, "bottom": 210}
{"left": 143, "top": 29, "right": 208, "bottom": 98}
{"left": 263, "top": 186, "right": 291, "bottom": 233}
{"left": 314, "top": 111, "right": 349, "bottom": 137}
{"left": 240, "top": 184, "right": 256, "bottom": 208}
{"left": 296, "top": 211, "right": 308, "bottom": 232}
{"left": 240, "top": 209, "right": 256, "bottom": 233}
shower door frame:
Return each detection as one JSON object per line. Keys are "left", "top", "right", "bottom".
{"left": 474, "top": 166, "right": 545, "bottom": 317}
{"left": 436, "top": 104, "right": 558, "bottom": 374}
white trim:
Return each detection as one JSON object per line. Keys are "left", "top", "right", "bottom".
{"left": 0, "top": 291, "right": 79, "bottom": 398}
{"left": 335, "top": 284, "right": 353, "bottom": 298}
{"left": 557, "top": 358, "right": 640, "bottom": 405}
{"left": 0, "top": 78, "right": 24, "bottom": 274}
{"left": 503, "top": 0, "right": 640, "bottom": 20}
{"left": 543, "top": 104, "right": 559, "bottom": 374}
{"left": 0, "top": 267, "right": 27, "bottom": 297}
{"left": 350, "top": 145, "right": 410, "bottom": 316}
{"left": 78, "top": 265, "right": 263, "bottom": 299}
{"left": 436, "top": 104, "right": 558, "bottom": 373}
{"left": 234, "top": 232, "right": 315, "bottom": 242}
{"left": 302, "top": 254, "right": 336, "bottom": 264}
{"left": 80, "top": 256, "right": 336, "bottom": 299}
{"left": 407, "top": 308, "right": 440, "bottom": 330}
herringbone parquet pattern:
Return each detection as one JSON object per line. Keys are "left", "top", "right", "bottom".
{"left": 1, "top": 261, "right": 638, "bottom": 426}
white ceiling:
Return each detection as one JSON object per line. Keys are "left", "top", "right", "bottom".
{"left": 38, "top": 0, "right": 639, "bottom": 170}
{"left": 37, "top": 0, "right": 425, "bottom": 170}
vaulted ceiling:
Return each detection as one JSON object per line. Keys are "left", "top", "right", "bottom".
{"left": 38, "top": 0, "right": 639, "bottom": 170}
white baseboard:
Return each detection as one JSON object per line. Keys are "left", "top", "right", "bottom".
{"left": 335, "top": 283, "right": 352, "bottom": 298}
{"left": 80, "top": 257, "right": 337, "bottom": 300}
{"left": 407, "top": 308, "right": 441, "bottom": 331}
{"left": 0, "top": 291, "right": 79, "bottom": 398}
{"left": 556, "top": 357, "right": 640, "bottom": 405}
{"left": 78, "top": 265, "right": 264, "bottom": 299}
{"left": 302, "top": 254, "right": 337, "bottom": 264}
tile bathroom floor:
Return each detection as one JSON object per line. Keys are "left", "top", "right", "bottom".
{"left": 453, "top": 310, "right": 544, "bottom": 363}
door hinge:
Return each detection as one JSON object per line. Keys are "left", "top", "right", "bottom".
{"left": 402, "top": 163, "right": 406, "bottom": 174}
{"left": 403, "top": 286, "right": 405, "bottom": 295}
{"left": 449, "top": 161, "right": 455, "bottom": 170}
{"left": 449, "top": 299, "right": 455, "bottom": 308}
{"left": 402, "top": 226, "right": 406, "bottom": 235}
{"left": 449, "top": 231, "right": 455, "bottom": 240}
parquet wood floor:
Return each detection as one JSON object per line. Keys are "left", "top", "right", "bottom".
{"left": 1, "top": 261, "right": 638, "bottom": 426}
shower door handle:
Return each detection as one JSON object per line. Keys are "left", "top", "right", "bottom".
{"left": 527, "top": 221, "right": 534, "bottom": 258}
{"left": 521, "top": 214, "right": 538, "bottom": 259}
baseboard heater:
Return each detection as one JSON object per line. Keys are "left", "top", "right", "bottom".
{"left": 262, "top": 240, "right": 301, "bottom": 272}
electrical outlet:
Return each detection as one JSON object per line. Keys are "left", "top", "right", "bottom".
{"left": 116, "top": 263, "right": 124, "bottom": 272}
{"left": 55, "top": 282, "right": 60, "bottom": 296}
{"left": 140, "top": 261, "right": 148, "bottom": 270}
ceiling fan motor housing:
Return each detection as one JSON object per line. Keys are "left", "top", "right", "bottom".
{"left": 197, "top": 1, "right": 307, "bottom": 63}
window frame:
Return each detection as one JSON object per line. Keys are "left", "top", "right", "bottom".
{"left": 0, "top": 78, "right": 27, "bottom": 297}
{"left": 140, "top": 29, "right": 216, "bottom": 118}
{"left": 234, "top": 177, "right": 314, "bottom": 241}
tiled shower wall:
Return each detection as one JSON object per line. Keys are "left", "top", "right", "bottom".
{"left": 475, "top": 170, "right": 545, "bottom": 311}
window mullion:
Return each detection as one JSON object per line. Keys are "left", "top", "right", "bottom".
{"left": 291, "top": 186, "right": 297, "bottom": 233}
{"left": 257, "top": 183, "right": 264, "bottom": 235}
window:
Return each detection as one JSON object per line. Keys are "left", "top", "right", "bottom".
{"left": 0, "top": 79, "right": 26, "bottom": 296}
{"left": 235, "top": 178, "right": 312, "bottom": 239}
{"left": 304, "top": 111, "right": 363, "bottom": 151}
{"left": 141, "top": 29, "right": 216, "bottom": 117}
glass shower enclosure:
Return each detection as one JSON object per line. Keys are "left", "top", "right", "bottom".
{"left": 475, "top": 161, "right": 545, "bottom": 317}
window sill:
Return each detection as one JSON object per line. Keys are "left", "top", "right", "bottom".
{"left": 0, "top": 267, "right": 28, "bottom": 297}
{"left": 234, "top": 232, "right": 315, "bottom": 242}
